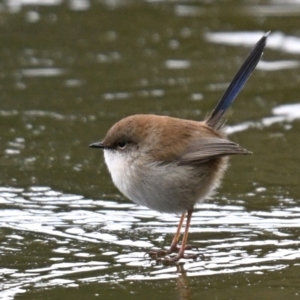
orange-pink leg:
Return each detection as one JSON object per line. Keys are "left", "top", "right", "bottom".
{"left": 148, "top": 210, "right": 199, "bottom": 262}
{"left": 161, "top": 210, "right": 198, "bottom": 262}
{"left": 148, "top": 212, "right": 186, "bottom": 258}
{"left": 167, "top": 212, "right": 186, "bottom": 253}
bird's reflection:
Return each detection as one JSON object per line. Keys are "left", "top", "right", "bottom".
{"left": 176, "top": 264, "right": 191, "bottom": 300}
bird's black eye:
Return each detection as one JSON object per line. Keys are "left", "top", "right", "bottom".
{"left": 117, "top": 141, "right": 127, "bottom": 149}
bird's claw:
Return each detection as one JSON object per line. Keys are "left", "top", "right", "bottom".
{"left": 156, "top": 252, "right": 200, "bottom": 264}
{"left": 146, "top": 246, "right": 201, "bottom": 263}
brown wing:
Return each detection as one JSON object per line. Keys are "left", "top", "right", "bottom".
{"left": 178, "top": 137, "right": 251, "bottom": 166}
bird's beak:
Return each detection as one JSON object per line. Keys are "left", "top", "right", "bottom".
{"left": 89, "top": 142, "right": 105, "bottom": 149}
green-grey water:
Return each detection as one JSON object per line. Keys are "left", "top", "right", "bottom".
{"left": 2, "top": 1, "right": 300, "bottom": 299}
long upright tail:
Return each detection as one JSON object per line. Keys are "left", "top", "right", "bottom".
{"left": 206, "top": 32, "right": 269, "bottom": 129}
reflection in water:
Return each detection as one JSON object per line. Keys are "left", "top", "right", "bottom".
{"left": 176, "top": 265, "right": 190, "bottom": 300}
{"left": 226, "top": 103, "right": 300, "bottom": 135}
{"left": 206, "top": 31, "right": 300, "bottom": 56}
{"left": 247, "top": 4, "right": 300, "bottom": 17}
{"left": 1, "top": 185, "right": 300, "bottom": 298}
{"left": 20, "top": 68, "right": 65, "bottom": 77}
{"left": 257, "top": 60, "right": 300, "bottom": 71}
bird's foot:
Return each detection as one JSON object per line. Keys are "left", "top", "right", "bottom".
{"left": 147, "top": 244, "right": 200, "bottom": 263}
{"left": 156, "top": 252, "right": 200, "bottom": 264}
{"left": 147, "top": 244, "right": 197, "bottom": 259}
{"left": 168, "top": 245, "right": 198, "bottom": 254}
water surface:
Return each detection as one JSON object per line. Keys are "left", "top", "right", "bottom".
{"left": 1, "top": 1, "right": 300, "bottom": 299}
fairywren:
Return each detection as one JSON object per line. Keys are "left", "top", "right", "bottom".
{"left": 90, "top": 33, "right": 268, "bottom": 262}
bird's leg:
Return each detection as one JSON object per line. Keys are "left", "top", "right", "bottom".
{"left": 160, "top": 210, "right": 199, "bottom": 262}
{"left": 166, "top": 211, "right": 198, "bottom": 253}
{"left": 148, "top": 210, "right": 199, "bottom": 261}
{"left": 148, "top": 212, "right": 186, "bottom": 258}
{"left": 166, "top": 212, "right": 186, "bottom": 253}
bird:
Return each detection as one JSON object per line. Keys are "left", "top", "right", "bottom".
{"left": 90, "top": 32, "right": 269, "bottom": 262}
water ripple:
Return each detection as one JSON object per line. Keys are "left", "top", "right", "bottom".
{"left": 1, "top": 185, "right": 300, "bottom": 299}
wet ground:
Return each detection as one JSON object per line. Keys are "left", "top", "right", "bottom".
{"left": 1, "top": 1, "right": 300, "bottom": 299}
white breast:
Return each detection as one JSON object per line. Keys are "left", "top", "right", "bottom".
{"left": 104, "top": 149, "right": 136, "bottom": 201}
{"left": 103, "top": 149, "right": 214, "bottom": 214}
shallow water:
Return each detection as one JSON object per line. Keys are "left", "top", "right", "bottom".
{"left": 1, "top": 0, "right": 300, "bottom": 299}
{"left": 2, "top": 185, "right": 300, "bottom": 299}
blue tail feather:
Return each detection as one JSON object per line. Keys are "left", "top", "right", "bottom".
{"left": 207, "top": 32, "right": 269, "bottom": 128}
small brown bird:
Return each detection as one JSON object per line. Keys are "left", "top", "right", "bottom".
{"left": 90, "top": 33, "right": 268, "bottom": 262}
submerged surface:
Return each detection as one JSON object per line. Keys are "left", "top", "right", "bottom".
{"left": 1, "top": 0, "right": 300, "bottom": 299}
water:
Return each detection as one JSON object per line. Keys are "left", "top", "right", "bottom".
{"left": 1, "top": 186, "right": 300, "bottom": 299}
{"left": 1, "top": 0, "right": 300, "bottom": 299}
